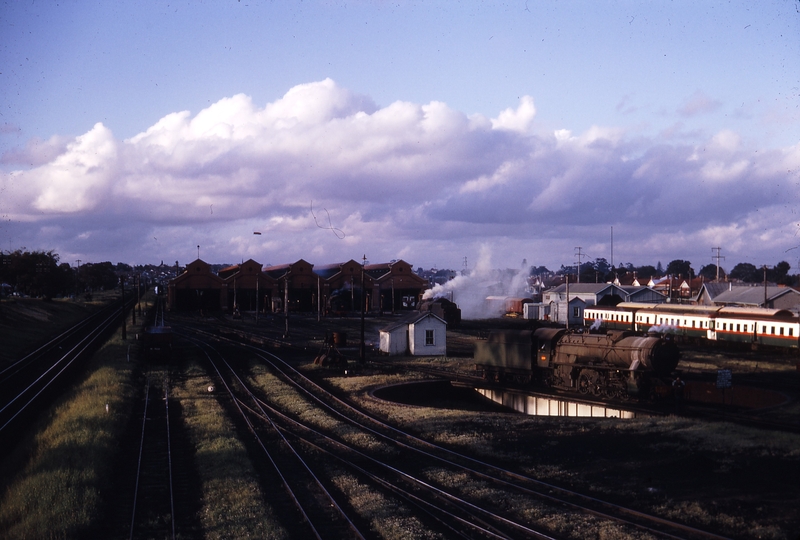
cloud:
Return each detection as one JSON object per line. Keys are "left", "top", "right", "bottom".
{"left": 1, "top": 134, "right": 70, "bottom": 166}
{"left": 2, "top": 79, "right": 798, "bottom": 271}
{"left": 491, "top": 95, "right": 536, "bottom": 132}
{"left": 678, "top": 90, "right": 722, "bottom": 118}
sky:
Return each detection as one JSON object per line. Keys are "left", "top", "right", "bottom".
{"left": 1, "top": 0, "right": 800, "bottom": 276}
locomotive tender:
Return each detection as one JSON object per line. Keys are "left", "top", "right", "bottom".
{"left": 475, "top": 327, "right": 680, "bottom": 398}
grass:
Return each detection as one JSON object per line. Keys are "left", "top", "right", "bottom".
{"left": 171, "top": 359, "right": 289, "bottom": 540}
{"left": 327, "top": 468, "right": 443, "bottom": 539}
{"left": 314, "top": 361, "right": 800, "bottom": 539}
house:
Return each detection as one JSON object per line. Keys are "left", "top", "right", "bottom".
{"left": 707, "top": 284, "right": 800, "bottom": 309}
{"left": 542, "top": 282, "right": 664, "bottom": 307}
{"left": 379, "top": 312, "right": 447, "bottom": 356}
{"left": 548, "top": 297, "right": 586, "bottom": 326}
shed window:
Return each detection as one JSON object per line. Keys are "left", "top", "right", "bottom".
{"left": 425, "top": 329, "right": 435, "bottom": 346}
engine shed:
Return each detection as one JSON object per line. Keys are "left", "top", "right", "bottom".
{"left": 219, "top": 259, "right": 275, "bottom": 314}
{"left": 167, "top": 259, "right": 228, "bottom": 311}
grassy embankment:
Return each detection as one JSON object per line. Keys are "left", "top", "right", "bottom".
{"left": 0, "top": 295, "right": 141, "bottom": 539}
{"left": 0, "top": 296, "right": 290, "bottom": 539}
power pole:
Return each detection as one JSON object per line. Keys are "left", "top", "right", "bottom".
{"left": 574, "top": 247, "right": 585, "bottom": 284}
{"left": 712, "top": 247, "right": 725, "bottom": 281}
{"left": 360, "top": 254, "right": 366, "bottom": 364}
{"left": 120, "top": 276, "right": 126, "bottom": 340}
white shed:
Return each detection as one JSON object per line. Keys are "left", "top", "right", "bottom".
{"left": 379, "top": 318, "right": 409, "bottom": 355}
{"left": 379, "top": 312, "right": 447, "bottom": 356}
{"left": 408, "top": 312, "right": 447, "bottom": 356}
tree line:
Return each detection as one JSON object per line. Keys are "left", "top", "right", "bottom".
{"left": 0, "top": 250, "right": 129, "bottom": 299}
{"left": 548, "top": 257, "right": 796, "bottom": 286}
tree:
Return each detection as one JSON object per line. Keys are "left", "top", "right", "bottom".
{"left": 635, "top": 265, "right": 659, "bottom": 280}
{"left": 0, "top": 250, "right": 75, "bottom": 299}
{"left": 79, "top": 262, "right": 118, "bottom": 291}
{"left": 699, "top": 264, "right": 725, "bottom": 281}
{"left": 729, "top": 262, "right": 759, "bottom": 283}
{"left": 666, "top": 260, "right": 694, "bottom": 279}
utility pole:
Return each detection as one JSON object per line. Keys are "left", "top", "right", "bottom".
{"left": 574, "top": 247, "right": 585, "bottom": 284}
{"left": 763, "top": 265, "right": 769, "bottom": 307}
{"left": 712, "top": 247, "right": 725, "bottom": 281}
{"left": 255, "top": 271, "right": 259, "bottom": 325}
{"left": 132, "top": 275, "right": 136, "bottom": 325}
{"left": 75, "top": 259, "right": 81, "bottom": 298}
{"left": 610, "top": 226, "right": 613, "bottom": 269}
{"left": 360, "top": 254, "right": 366, "bottom": 364}
{"left": 120, "top": 276, "right": 126, "bottom": 340}
{"left": 565, "top": 274, "right": 570, "bottom": 330}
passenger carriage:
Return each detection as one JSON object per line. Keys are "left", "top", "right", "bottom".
{"left": 712, "top": 307, "right": 800, "bottom": 348}
{"left": 583, "top": 305, "right": 637, "bottom": 331}
{"left": 630, "top": 303, "right": 718, "bottom": 340}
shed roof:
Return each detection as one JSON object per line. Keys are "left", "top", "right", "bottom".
{"left": 380, "top": 311, "right": 446, "bottom": 332}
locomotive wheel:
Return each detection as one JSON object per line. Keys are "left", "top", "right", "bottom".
{"left": 578, "top": 373, "right": 592, "bottom": 394}
{"left": 578, "top": 370, "right": 601, "bottom": 396}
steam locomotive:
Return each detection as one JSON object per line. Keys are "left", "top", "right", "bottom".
{"left": 474, "top": 327, "right": 681, "bottom": 398}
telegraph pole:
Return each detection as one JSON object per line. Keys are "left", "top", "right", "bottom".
{"left": 712, "top": 247, "right": 725, "bottom": 281}
{"left": 120, "top": 276, "right": 126, "bottom": 340}
{"left": 360, "top": 254, "right": 366, "bottom": 364}
{"left": 574, "top": 247, "right": 585, "bottom": 284}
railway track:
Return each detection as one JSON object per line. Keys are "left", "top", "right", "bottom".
{"left": 128, "top": 372, "right": 176, "bottom": 539}
{"left": 182, "top": 324, "right": 733, "bottom": 540}
{"left": 186, "top": 334, "right": 368, "bottom": 540}
{"left": 0, "top": 294, "right": 136, "bottom": 438}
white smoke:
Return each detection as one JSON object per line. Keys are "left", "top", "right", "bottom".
{"left": 648, "top": 324, "right": 679, "bottom": 334}
{"left": 589, "top": 318, "right": 602, "bottom": 331}
{"left": 422, "top": 245, "right": 532, "bottom": 319}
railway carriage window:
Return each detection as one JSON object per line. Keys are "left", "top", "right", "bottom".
{"left": 692, "top": 321, "right": 695, "bottom": 328}
{"left": 790, "top": 328, "right": 794, "bottom": 337}
{"left": 780, "top": 327, "right": 784, "bottom": 336}
{"left": 762, "top": 325, "right": 767, "bottom": 333}
{"left": 736, "top": 324, "right": 740, "bottom": 332}
{"left": 771, "top": 326, "right": 775, "bottom": 335}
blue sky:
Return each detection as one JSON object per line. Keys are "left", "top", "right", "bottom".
{"left": 2, "top": 1, "right": 799, "bottom": 275}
